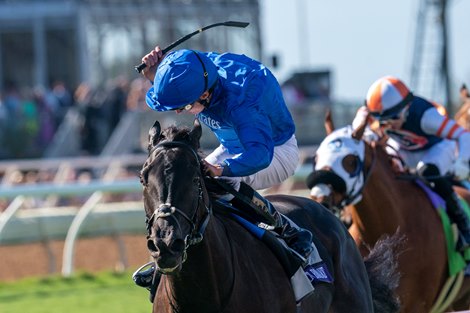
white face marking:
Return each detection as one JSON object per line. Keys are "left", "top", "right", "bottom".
{"left": 315, "top": 126, "right": 365, "bottom": 198}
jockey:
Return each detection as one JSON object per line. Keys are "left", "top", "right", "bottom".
{"left": 132, "top": 48, "right": 312, "bottom": 293}
{"left": 353, "top": 75, "right": 470, "bottom": 247}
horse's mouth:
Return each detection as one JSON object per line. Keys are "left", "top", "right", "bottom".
{"left": 154, "top": 254, "right": 184, "bottom": 273}
{"left": 158, "top": 263, "right": 181, "bottom": 274}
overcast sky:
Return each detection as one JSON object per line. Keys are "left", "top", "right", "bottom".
{"left": 260, "top": 0, "right": 470, "bottom": 103}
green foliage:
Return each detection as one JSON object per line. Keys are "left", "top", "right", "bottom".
{"left": 0, "top": 271, "right": 151, "bottom": 313}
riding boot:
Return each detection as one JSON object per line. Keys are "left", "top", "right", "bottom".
{"left": 233, "top": 182, "right": 313, "bottom": 260}
{"left": 132, "top": 262, "right": 161, "bottom": 302}
{"left": 419, "top": 163, "right": 470, "bottom": 249}
{"left": 273, "top": 211, "right": 314, "bottom": 260}
{"left": 446, "top": 193, "right": 470, "bottom": 250}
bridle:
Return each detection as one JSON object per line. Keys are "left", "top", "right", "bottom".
{"left": 144, "top": 141, "right": 212, "bottom": 269}
{"left": 144, "top": 140, "right": 236, "bottom": 312}
{"left": 314, "top": 141, "right": 377, "bottom": 213}
{"left": 338, "top": 146, "right": 376, "bottom": 210}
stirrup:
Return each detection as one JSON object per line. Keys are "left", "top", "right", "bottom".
{"left": 132, "top": 261, "right": 155, "bottom": 290}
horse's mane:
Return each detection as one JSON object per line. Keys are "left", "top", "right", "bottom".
{"left": 363, "top": 136, "right": 410, "bottom": 179}
{"left": 140, "top": 124, "right": 197, "bottom": 186}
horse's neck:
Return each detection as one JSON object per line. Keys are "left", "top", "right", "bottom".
{"left": 353, "top": 156, "right": 406, "bottom": 236}
{"left": 159, "top": 217, "right": 234, "bottom": 312}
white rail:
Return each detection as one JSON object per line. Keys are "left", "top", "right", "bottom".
{"left": 0, "top": 154, "right": 147, "bottom": 277}
{"left": 0, "top": 179, "right": 141, "bottom": 199}
{"left": 62, "top": 191, "right": 103, "bottom": 277}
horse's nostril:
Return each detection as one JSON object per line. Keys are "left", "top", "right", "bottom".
{"left": 170, "top": 239, "right": 186, "bottom": 253}
{"left": 147, "top": 239, "right": 158, "bottom": 252}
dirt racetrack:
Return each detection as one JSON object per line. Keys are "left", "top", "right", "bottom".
{"left": 0, "top": 235, "right": 150, "bottom": 281}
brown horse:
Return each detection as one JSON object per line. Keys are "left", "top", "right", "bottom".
{"left": 140, "top": 119, "right": 400, "bottom": 313}
{"left": 455, "top": 84, "right": 470, "bottom": 130}
{"left": 307, "top": 115, "right": 470, "bottom": 313}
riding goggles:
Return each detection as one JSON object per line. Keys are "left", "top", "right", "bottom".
{"left": 378, "top": 106, "right": 409, "bottom": 124}
{"left": 369, "top": 92, "right": 413, "bottom": 122}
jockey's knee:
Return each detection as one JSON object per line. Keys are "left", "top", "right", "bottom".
{"left": 418, "top": 163, "right": 454, "bottom": 197}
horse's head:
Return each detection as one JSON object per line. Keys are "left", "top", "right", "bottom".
{"left": 459, "top": 84, "right": 469, "bottom": 103}
{"left": 307, "top": 115, "right": 371, "bottom": 214}
{"left": 456, "top": 84, "right": 470, "bottom": 129}
{"left": 140, "top": 119, "right": 211, "bottom": 273}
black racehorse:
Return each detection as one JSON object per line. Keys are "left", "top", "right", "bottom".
{"left": 139, "top": 119, "right": 400, "bottom": 313}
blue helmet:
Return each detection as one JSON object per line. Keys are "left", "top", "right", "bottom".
{"left": 147, "top": 49, "right": 218, "bottom": 111}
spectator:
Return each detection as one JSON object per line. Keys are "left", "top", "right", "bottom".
{"left": 102, "top": 76, "right": 129, "bottom": 139}
{"left": 32, "top": 86, "right": 56, "bottom": 153}
{"left": 126, "top": 78, "right": 148, "bottom": 111}
{"left": 50, "top": 80, "right": 73, "bottom": 128}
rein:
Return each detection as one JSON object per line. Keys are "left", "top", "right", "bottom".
{"left": 145, "top": 141, "right": 212, "bottom": 268}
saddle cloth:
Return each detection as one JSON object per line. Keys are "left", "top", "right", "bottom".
{"left": 229, "top": 210, "right": 333, "bottom": 303}
{"left": 416, "top": 180, "right": 470, "bottom": 276}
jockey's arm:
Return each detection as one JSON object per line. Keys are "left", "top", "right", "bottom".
{"left": 352, "top": 106, "right": 369, "bottom": 130}
{"left": 221, "top": 113, "right": 273, "bottom": 177}
{"left": 421, "top": 108, "right": 470, "bottom": 162}
{"left": 421, "top": 107, "right": 470, "bottom": 180}
{"left": 352, "top": 106, "right": 382, "bottom": 141}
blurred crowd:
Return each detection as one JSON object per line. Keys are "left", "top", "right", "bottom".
{"left": 0, "top": 76, "right": 150, "bottom": 159}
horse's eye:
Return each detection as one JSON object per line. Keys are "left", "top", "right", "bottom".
{"left": 342, "top": 155, "right": 359, "bottom": 175}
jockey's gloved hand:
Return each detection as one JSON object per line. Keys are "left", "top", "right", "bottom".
{"left": 452, "top": 157, "right": 470, "bottom": 181}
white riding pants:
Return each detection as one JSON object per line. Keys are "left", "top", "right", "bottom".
{"left": 386, "top": 137, "right": 457, "bottom": 174}
{"left": 205, "top": 135, "right": 299, "bottom": 191}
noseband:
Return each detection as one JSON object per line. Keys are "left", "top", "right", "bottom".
{"left": 144, "top": 141, "right": 212, "bottom": 266}
{"left": 315, "top": 144, "right": 377, "bottom": 212}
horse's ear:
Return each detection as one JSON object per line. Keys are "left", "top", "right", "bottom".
{"left": 148, "top": 120, "right": 162, "bottom": 152}
{"left": 189, "top": 118, "right": 202, "bottom": 148}
{"left": 352, "top": 112, "right": 369, "bottom": 141}
{"left": 325, "top": 109, "right": 335, "bottom": 135}
{"left": 460, "top": 84, "right": 469, "bottom": 100}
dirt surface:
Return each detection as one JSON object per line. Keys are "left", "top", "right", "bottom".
{"left": 0, "top": 235, "right": 150, "bottom": 281}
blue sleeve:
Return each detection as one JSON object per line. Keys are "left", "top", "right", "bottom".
{"left": 145, "top": 85, "right": 158, "bottom": 110}
{"left": 221, "top": 77, "right": 274, "bottom": 177}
